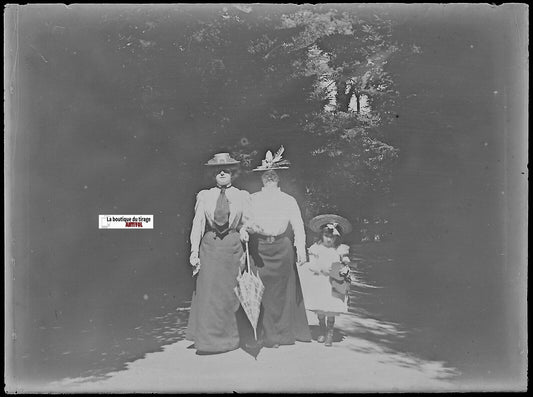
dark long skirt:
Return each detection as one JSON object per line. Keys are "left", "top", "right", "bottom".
{"left": 186, "top": 230, "right": 243, "bottom": 353}
{"left": 253, "top": 236, "right": 312, "bottom": 345}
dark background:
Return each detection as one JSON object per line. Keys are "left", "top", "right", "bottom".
{"left": 5, "top": 4, "right": 527, "bottom": 389}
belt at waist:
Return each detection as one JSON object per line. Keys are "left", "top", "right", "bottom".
{"left": 256, "top": 232, "right": 288, "bottom": 243}
{"left": 206, "top": 224, "right": 237, "bottom": 239}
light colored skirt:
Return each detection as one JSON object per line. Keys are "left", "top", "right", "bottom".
{"left": 299, "top": 267, "right": 348, "bottom": 315}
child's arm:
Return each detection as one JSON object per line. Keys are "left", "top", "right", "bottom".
{"left": 305, "top": 244, "right": 321, "bottom": 274}
{"left": 338, "top": 244, "right": 351, "bottom": 263}
{"left": 338, "top": 244, "right": 351, "bottom": 277}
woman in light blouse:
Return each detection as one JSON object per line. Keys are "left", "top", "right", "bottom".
{"left": 185, "top": 153, "right": 250, "bottom": 355}
{"left": 247, "top": 147, "right": 311, "bottom": 348}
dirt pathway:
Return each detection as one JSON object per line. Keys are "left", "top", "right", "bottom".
{"left": 39, "top": 314, "right": 459, "bottom": 393}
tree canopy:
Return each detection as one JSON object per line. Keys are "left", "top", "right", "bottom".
{"left": 70, "top": 5, "right": 418, "bottom": 218}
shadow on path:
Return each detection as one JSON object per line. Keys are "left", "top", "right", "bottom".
{"left": 61, "top": 303, "right": 192, "bottom": 386}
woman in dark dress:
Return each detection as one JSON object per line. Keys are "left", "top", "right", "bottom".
{"left": 185, "top": 153, "right": 250, "bottom": 354}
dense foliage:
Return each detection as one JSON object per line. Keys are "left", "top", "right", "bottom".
{"left": 95, "top": 5, "right": 416, "bottom": 218}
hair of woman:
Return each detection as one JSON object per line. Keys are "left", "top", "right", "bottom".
{"left": 261, "top": 169, "right": 279, "bottom": 184}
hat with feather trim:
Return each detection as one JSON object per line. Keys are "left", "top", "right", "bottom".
{"left": 252, "top": 146, "right": 291, "bottom": 171}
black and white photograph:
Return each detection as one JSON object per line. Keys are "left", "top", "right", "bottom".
{"left": 4, "top": 3, "right": 528, "bottom": 393}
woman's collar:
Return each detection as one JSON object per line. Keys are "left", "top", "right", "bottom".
{"left": 261, "top": 185, "right": 280, "bottom": 192}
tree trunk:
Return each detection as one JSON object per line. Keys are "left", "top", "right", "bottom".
{"left": 354, "top": 93, "right": 361, "bottom": 113}
{"left": 336, "top": 80, "right": 351, "bottom": 112}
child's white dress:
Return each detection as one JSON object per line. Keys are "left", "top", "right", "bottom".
{"left": 299, "top": 243, "right": 350, "bottom": 314}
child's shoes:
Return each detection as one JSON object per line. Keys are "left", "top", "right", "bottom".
{"left": 324, "top": 328, "right": 334, "bottom": 347}
{"left": 317, "top": 315, "right": 326, "bottom": 343}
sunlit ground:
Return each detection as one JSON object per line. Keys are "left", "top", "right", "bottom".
{"left": 28, "top": 242, "right": 465, "bottom": 393}
{"left": 42, "top": 307, "right": 458, "bottom": 393}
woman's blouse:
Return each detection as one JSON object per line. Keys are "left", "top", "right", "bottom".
{"left": 249, "top": 186, "right": 306, "bottom": 257}
{"left": 190, "top": 186, "right": 251, "bottom": 257}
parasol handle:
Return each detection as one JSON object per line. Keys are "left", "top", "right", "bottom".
{"left": 245, "top": 241, "right": 251, "bottom": 273}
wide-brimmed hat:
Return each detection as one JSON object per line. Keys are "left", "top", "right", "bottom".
{"left": 204, "top": 153, "right": 240, "bottom": 166}
{"left": 252, "top": 146, "right": 291, "bottom": 171}
{"left": 309, "top": 214, "right": 352, "bottom": 235}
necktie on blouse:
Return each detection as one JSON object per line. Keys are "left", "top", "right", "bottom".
{"left": 213, "top": 186, "right": 230, "bottom": 229}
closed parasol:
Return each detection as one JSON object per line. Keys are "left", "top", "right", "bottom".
{"left": 234, "top": 241, "right": 264, "bottom": 340}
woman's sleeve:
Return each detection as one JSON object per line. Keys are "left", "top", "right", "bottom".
{"left": 190, "top": 191, "right": 206, "bottom": 257}
{"left": 239, "top": 190, "right": 252, "bottom": 231}
{"left": 289, "top": 197, "right": 306, "bottom": 257}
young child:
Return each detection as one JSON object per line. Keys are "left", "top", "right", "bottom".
{"left": 298, "top": 214, "right": 352, "bottom": 347}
